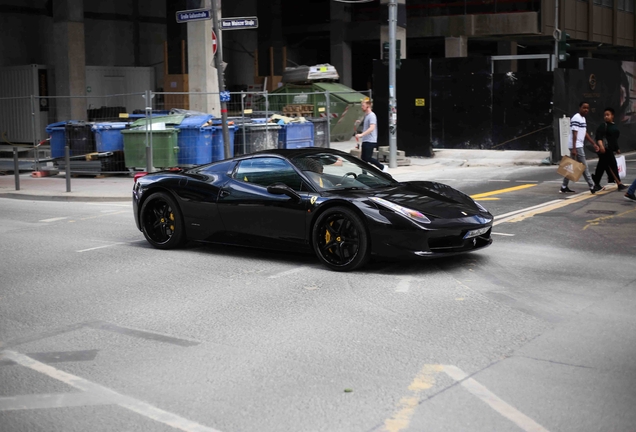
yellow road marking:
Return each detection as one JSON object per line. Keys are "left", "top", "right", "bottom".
{"left": 470, "top": 184, "right": 537, "bottom": 200}
{"left": 583, "top": 207, "right": 636, "bottom": 230}
{"left": 383, "top": 364, "right": 443, "bottom": 432}
{"left": 496, "top": 188, "right": 614, "bottom": 225}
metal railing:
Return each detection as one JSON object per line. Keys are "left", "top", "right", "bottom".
{"left": 1, "top": 89, "right": 372, "bottom": 192}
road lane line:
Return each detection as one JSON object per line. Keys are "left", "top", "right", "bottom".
{"left": 0, "top": 350, "right": 223, "bottom": 432}
{"left": 268, "top": 266, "right": 309, "bottom": 279}
{"left": 470, "top": 184, "right": 537, "bottom": 200}
{"left": 0, "top": 392, "right": 110, "bottom": 411}
{"left": 488, "top": 180, "right": 511, "bottom": 182}
{"left": 442, "top": 365, "right": 549, "bottom": 432}
{"left": 494, "top": 200, "right": 562, "bottom": 220}
{"left": 39, "top": 217, "right": 68, "bottom": 223}
{"left": 69, "top": 210, "right": 128, "bottom": 223}
{"left": 515, "top": 180, "right": 539, "bottom": 183}
{"left": 382, "top": 364, "right": 444, "bottom": 432}
{"left": 494, "top": 189, "right": 614, "bottom": 225}
{"left": 77, "top": 243, "right": 126, "bottom": 253}
{"left": 491, "top": 232, "right": 515, "bottom": 236}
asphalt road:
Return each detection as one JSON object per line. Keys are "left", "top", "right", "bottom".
{"left": 1, "top": 158, "right": 635, "bottom": 432}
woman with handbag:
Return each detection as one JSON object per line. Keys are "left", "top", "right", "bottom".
{"left": 592, "top": 107, "right": 627, "bottom": 192}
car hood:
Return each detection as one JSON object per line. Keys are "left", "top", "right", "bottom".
{"left": 330, "top": 181, "right": 490, "bottom": 221}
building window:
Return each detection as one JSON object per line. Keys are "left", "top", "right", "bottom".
{"left": 619, "top": 0, "right": 635, "bottom": 12}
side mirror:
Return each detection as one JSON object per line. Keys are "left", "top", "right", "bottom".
{"left": 267, "top": 183, "right": 301, "bottom": 202}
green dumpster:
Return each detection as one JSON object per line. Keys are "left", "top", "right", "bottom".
{"left": 265, "top": 83, "right": 368, "bottom": 142}
{"left": 121, "top": 128, "right": 180, "bottom": 169}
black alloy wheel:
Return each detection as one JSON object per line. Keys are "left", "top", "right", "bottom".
{"left": 140, "top": 192, "right": 185, "bottom": 249}
{"left": 312, "top": 206, "right": 369, "bottom": 272}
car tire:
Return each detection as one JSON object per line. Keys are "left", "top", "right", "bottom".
{"left": 140, "top": 192, "right": 186, "bottom": 249}
{"left": 312, "top": 206, "right": 370, "bottom": 272}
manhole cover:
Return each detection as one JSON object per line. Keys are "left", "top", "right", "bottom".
{"left": 587, "top": 210, "right": 616, "bottom": 215}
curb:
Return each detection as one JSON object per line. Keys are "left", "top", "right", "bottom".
{"left": 0, "top": 193, "right": 131, "bottom": 202}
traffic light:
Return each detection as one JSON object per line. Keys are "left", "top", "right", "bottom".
{"left": 558, "top": 32, "right": 571, "bottom": 62}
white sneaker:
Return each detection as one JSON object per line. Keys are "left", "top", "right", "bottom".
{"left": 382, "top": 165, "right": 389, "bottom": 172}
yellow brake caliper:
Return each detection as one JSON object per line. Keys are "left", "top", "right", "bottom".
{"left": 169, "top": 212, "right": 175, "bottom": 232}
{"left": 326, "top": 221, "right": 333, "bottom": 252}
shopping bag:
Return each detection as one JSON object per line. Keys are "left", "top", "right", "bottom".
{"left": 616, "top": 155, "right": 627, "bottom": 180}
{"left": 556, "top": 156, "right": 585, "bottom": 182}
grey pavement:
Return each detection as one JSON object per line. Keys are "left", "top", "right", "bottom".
{"left": 0, "top": 139, "right": 553, "bottom": 201}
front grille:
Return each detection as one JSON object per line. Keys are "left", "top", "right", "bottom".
{"left": 428, "top": 228, "right": 491, "bottom": 252}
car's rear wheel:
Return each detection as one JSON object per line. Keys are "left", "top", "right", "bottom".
{"left": 312, "top": 206, "right": 369, "bottom": 272}
{"left": 140, "top": 192, "right": 185, "bottom": 249}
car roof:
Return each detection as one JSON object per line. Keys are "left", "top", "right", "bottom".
{"left": 246, "top": 148, "right": 349, "bottom": 159}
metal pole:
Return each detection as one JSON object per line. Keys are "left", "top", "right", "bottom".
{"left": 241, "top": 90, "right": 246, "bottom": 155}
{"left": 30, "top": 95, "right": 40, "bottom": 172}
{"left": 265, "top": 92, "right": 270, "bottom": 148}
{"left": 388, "top": 0, "right": 398, "bottom": 168}
{"left": 144, "top": 90, "right": 153, "bottom": 172}
{"left": 210, "top": 0, "right": 231, "bottom": 159}
{"left": 325, "top": 91, "right": 331, "bottom": 149}
{"left": 13, "top": 147, "right": 20, "bottom": 191}
{"left": 554, "top": 0, "right": 559, "bottom": 70}
{"left": 65, "top": 145, "right": 71, "bottom": 192}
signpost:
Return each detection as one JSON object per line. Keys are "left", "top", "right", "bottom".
{"left": 175, "top": 8, "right": 211, "bottom": 23}
{"left": 220, "top": 17, "right": 259, "bottom": 30}
{"left": 211, "top": 29, "right": 217, "bottom": 56}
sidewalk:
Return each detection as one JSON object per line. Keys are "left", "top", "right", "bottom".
{"left": 0, "top": 140, "right": 552, "bottom": 202}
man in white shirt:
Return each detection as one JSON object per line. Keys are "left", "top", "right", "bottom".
{"left": 560, "top": 102, "right": 598, "bottom": 194}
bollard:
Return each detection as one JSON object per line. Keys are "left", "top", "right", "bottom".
{"left": 13, "top": 146, "right": 20, "bottom": 191}
{"left": 65, "top": 145, "right": 71, "bottom": 192}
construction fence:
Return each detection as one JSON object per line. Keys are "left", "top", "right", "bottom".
{"left": 0, "top": 89, "right": 372, "bottom": 177}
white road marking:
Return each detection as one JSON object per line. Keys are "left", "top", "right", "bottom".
{"left": 86, "top": 203, "right": 132, "bottom": 207}
{"left": 0, "top": 392, "right": 109, "bottom": 411}
{"left": 494, "top": 200, "right": 562, "bottom": 222}
{"left": 77, "top": 243, "right": 126, "bottom": 253}
{"left": 39, "top": 217, "right": 68, "bottom": 223}
{"left": 395, "top": 276, "right": 413, "bottom": 293}
{"left": 488, "top": 179, "right": 511, "bottom": 182}
{"left": 491, "top": 232, "right": 515, "bottom": 236}
{"left": 443, "top": 365, "right": 549, "bottom": 432}
{"left": 268, "top": 267, "right": 309, "bottom": 279}
{"left": 0, "top": 350, "right": 223, "bottom": 432}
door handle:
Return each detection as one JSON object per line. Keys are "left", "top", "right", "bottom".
{"left": 219, "top": 189, "right": 230, "bottom": 198}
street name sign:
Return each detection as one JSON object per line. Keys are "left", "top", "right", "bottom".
{"left": 176, "top": 8, "right": 211, "bottom": 23}
{"left": 220, "top": 17, "right": 259, "bottom": 30}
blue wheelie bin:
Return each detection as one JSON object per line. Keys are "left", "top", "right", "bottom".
{"left": 174, "top": 115, "right": 214, "bottom": 166}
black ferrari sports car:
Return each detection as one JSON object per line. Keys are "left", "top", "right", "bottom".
{"left": 132, "top": 148, "right": 493, "bottom": 271}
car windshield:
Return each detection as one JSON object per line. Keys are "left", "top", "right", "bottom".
{"left": 290, "top": 153, "right": 395, "bottom": 191}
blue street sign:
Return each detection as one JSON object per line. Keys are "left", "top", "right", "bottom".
{"left": 220, "top": 91, "right": 231, "bottom": 102}
{"left": 220, "top": 17, "right": 259, "bottom": 30}
{"left": 176, "top": 9, "right": 211, "bottom": 23}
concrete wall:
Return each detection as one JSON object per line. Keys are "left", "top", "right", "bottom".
{"left": 0, "top": 0, "right": 166, "bottom": 91}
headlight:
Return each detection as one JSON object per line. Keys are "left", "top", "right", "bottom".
{"left": 370, "top": 197, "right": 431, "bottom": 224}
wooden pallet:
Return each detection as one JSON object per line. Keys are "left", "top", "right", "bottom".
{"left": 282, "top": 104, "right": 313, "bottom": 114}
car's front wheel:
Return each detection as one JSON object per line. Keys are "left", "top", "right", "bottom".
{"left": 140, "top": 192, "right": 185, "bottom": 249}
{"left": 312, "top": 206, "right": 369, "bottom": 272}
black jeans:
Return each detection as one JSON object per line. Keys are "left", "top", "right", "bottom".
{"left": 593, "top": 150, "right": 620, "bottom": 185}
{"left": 361, "top": 142, "right": 384, "bottom": 170}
